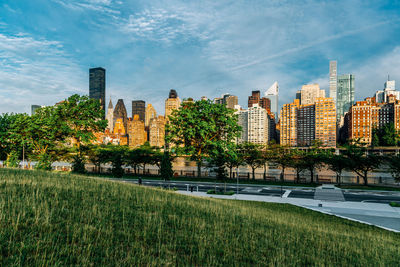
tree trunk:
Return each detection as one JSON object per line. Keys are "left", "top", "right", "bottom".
{"left": 229, "top": 167, "right": 233, "bottom": 179}
{"left": 252, "top": 167, "right": 256, "bottom": 180}
{"left": 197, "top": 160, "right": 201, "bottom": 178}
{"left": 310, "top": 168, "right": 314, "bottom": 184}
{"left": 280, "top": 167, "right": 285, "bottom": 182}
{"left": 363, "top": 170, "right": 368, "bottom": 186}
{"left": 263, "top": 163, "right": 267, "bottom": 180}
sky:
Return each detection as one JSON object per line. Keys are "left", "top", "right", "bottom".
{"left": 1, "top": 0, "right": 400, "bottom": 116}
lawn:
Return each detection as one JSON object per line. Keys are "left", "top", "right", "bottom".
{"left": 0, "top": 168, "right": 399, "bottom": 266}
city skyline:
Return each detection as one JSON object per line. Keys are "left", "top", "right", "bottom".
{"left": 1, "top": 1, "right": 400, "bottom": 115}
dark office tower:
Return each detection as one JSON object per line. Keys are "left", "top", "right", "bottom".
{"left": 169, "top": 89, "right": 178, "bottom": 99}
{"left": 89, "top": 67, "right": 106, "bottom": 115}
{"left": 113, "top": 99, "right": 128, "bottom": 132}
{"left": 132, "top": 100, "right": 146, "bottom": 122}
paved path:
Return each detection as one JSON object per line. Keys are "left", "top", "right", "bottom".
{"left": 177, "top": 190, "right": 400, "bottom": 232}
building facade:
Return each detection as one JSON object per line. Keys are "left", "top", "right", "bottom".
{"left": 315, "top": 97, "right": 336, "bottom": 147}
{"left": 165, "top": 89, "right": 181, "bottom": 122}
{"left": 106, "top": 99, "right": 114, "bottom": 132}
{"left": 265, "top": 82, "right": 279, "bottom": 119}
{"left": 329, "top": 61, "right": 337, "bottom": 103}
{"left": 280, "top": 99, "right": 300, "bottom": 146}
{"left": 248, "top": 90, "right": 271, "bottom": 112}
{"left": 296, "top": 104, "right": 315, "bottom": 146}
{"left": 336, "top": 74, "right": 355, "bottom": 120}
{"left": 247, "top": 104, "right": 270, "bottom": 145}
{"left": 89, "top": 67, "right": 106, "bottom": 114}
{"left": 127, "top": 115, "right": 147, "bottom": 148}
{"left": 149, "top": 115, "right": 166, "bottom": 148}
{"left": 113, "top": 99, "right": 128, "bottom": 132}
{"left": 300, "top": 84, "right": 325, "bottom": 105}
{"left": 145, "top": 103, "right": 157, "bottom": 127}
{"left": 132, "top": 100, "right": 146, "bottom": 122}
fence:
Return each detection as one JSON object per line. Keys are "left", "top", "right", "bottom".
{"left": 1, "top": 161, "right": 398, "bottom": 187}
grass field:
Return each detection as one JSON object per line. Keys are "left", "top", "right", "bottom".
{"left": 0, "top": 169, "right": 399, "bottom": 266}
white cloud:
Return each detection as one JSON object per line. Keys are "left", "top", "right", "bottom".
{"left": 0, "top": 33, "right": 86, "bottom": 114}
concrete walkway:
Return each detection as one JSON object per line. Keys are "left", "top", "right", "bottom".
{"left": 177, "top": 190, "right": 400, "bottom": 232}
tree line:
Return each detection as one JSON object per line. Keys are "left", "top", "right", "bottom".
{"left": 1, "top": 95, "right": 400, "bottom": 185}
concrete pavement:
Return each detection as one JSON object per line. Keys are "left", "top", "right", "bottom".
{"left": 177, "top": 189, "right": 400, "bottom": 232}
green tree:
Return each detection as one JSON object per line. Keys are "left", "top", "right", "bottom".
{"left": 322, "top": 152, "right": 349, "bottom": 185}
{"left": 0, "top": 113, "right": 25, "bottom": 164}
{"left": 100, "top": 145, "right": 128, "bottom": 178}
{"left": 224, "top": 143, "right": 245, "bottom": 179}
{"left": 269, "top": 145, "right": 293, "bottom": 182}
{"left": 384, "top": 154, "right": 400, "bottom": 183}
{"left": 167, "top": 99, "right": 241, "bottom": 177}
{"left": 13, "top": 107, "right": 65, "bottom": 170}
{"left": 160, "top": 150, "right": 174, "bottom": 181}
{"left": 372, "top": 123, "right": 400, "bottom": 147}
{"left": 55, "top": 94, "right": 107, "bottom": 173}
{"left": 242, "top": 142, "right": 264, "bottom": 180}
{"left": 343, "top": 142, "right": 382, "bottom": 185}
{"left": 288, "top": 149, "right": 307, "bottom": 183}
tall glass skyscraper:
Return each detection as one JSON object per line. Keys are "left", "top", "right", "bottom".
{"left": 89, "top": 67, "right": 106, "bottom": 116}
{"left": 336, "top": 74, "right": 355, "bottom": 120}
{"left": 264, "top": 81, "right": 279, "bottom": 120}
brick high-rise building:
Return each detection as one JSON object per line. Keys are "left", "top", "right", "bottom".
{"left": 149, "top": 115, "right": 166, "bottom": 148}
{"left": 315, "top": 97, "right": 336, "bottom": 147}
{"left": 127, "top": 115, "right": 147, "bottom": 148}
{"left": 281, "top": 97, "right": 336, "bottom": 147}
{"left": 248, "top": 90, "right": 271, "bottom": 112}
{"left": 280, "top": 99, "right": 300, "bottom": 146}
{"left": 346, "top": 95, "right": 400, "bottom": 144}
{"left": 89, "top": 67, "right": 106, "bottom": 115}
{"left": 165, "top": 89, "right": 181, "bottom": 122}
{"left": 132, "top": 100, "right": 146, "bottom": 122}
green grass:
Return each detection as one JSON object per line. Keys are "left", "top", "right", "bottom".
{"left": 390, "top": 202, "right": 400, "bottom": 207}
{"left": 0, "top": 169, "right": 399, "bottom": 266}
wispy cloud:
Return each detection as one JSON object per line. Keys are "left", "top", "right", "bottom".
{"left": 0, "top": 33, "right": 86, "bottom": 114}
{"left": 51, "top": 0, "right": 120, "bottom": 15}
{"left": 117, "top": 8, "right": 211, "bottom": 43}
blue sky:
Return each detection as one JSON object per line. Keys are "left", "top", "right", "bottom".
{"left": 1, "top": 0, "right": 400, "bottom": 115}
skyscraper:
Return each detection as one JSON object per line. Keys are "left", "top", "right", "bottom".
{"left": 145, "top": 104, "right": 157, "bottom": 127}
{"left": 106, "top": 99, "right": 114, "bottom": 132}
{"left": 265, "top": 81, "right": 279, "bottom": 119}
{"left": 165, "top": 89, "right": 181, "bottom": 122}
{"left": 132, "top": 100, "right": 146, "bottom": 122}
{"left": 314, "top": 97, "right": 336, "bottom": 147}
{"left": 89, "top": 67, "right": 106, "bottom": 114}
{"left": 149, "top": 115, "right": 166, "bottom": 148}
{"left": 280, "top": 99, "right": 300, "bottom": 146}
{"left": 300, "top": 84, "right": 325, "bottom": 105}
{"left": 297, "top": 104, "right": 315, "bottom": 147}
{"left": 247, "top": 104, "right": 270, "bottom": 145}
{"left": 113, "top": 99, "right": 128, "bottom": 132}
{"left": 127, "top": 115, "right": 147, "bottom": 148}
{"left": 248, "top": 90, "right": 271, "bottom": 112}
{"left": 329, "top": 61, "right": 337, "bottom": 103}
{"left": 214, "top": 94, "right": 238, "bottom": 109}
{"left": 336, "top": 74, "right": 355, "bottom": 120}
